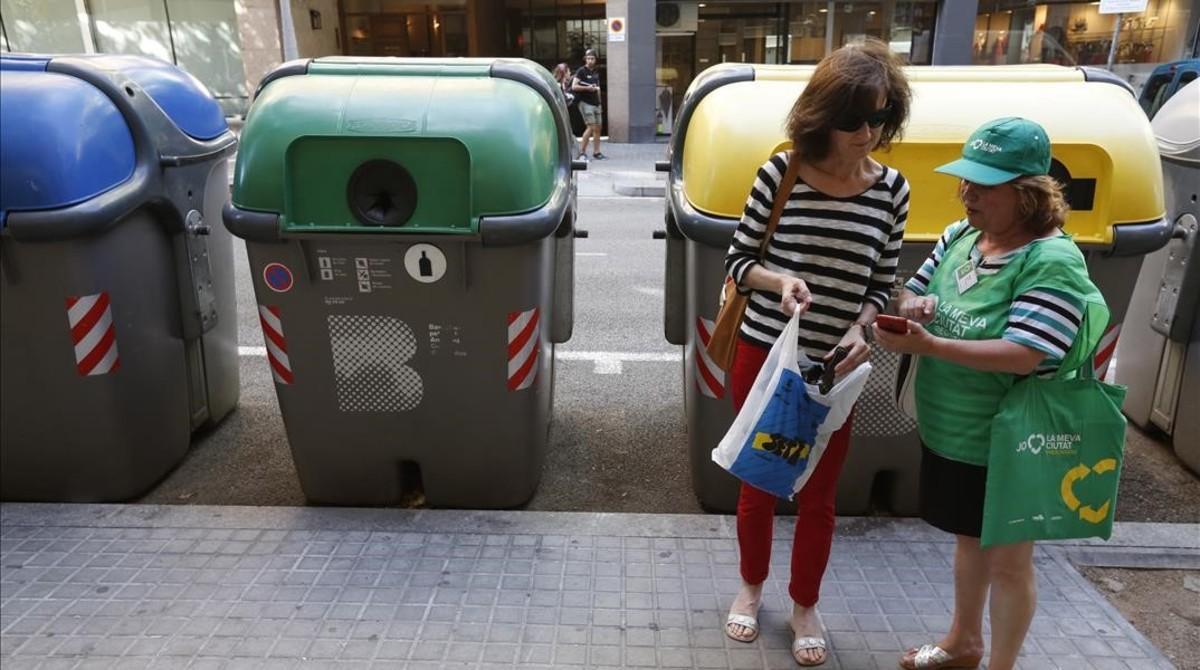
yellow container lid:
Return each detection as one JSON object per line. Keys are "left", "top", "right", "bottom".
{"left": 678, "top": 64, "right": 1164, "bottom": 247}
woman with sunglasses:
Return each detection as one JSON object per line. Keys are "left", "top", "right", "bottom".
{"left": 722, "top": 39, "right": 911, "bottom": 667}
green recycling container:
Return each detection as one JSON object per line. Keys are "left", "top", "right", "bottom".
{"left": 225, "top": 57, "right": 580, "bottom": 508}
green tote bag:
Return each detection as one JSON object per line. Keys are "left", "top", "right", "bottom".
{"left": 981, "top": 301, "right": 1128, "bottom": 548}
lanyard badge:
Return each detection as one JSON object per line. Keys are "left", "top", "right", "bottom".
{"left": 955, "top": 260, "right": 979, "bottom": 294}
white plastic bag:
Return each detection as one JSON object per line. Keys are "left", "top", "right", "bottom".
{"left": 711, "top": 312, "right": 872, "bottom": 500}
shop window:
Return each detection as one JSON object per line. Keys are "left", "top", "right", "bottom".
{"left": 165, "top": 0, "right": 246, "bottom": 116}
{"left": 0, "top": 0, "right": 86, "bottom": 52}
{"left": 975, "top": 1, "right": 1195, "bottom": 69}
{"left": 89, "top": 0, "right": 174, "bottom": 62}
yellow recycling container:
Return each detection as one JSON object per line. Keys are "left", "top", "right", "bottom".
{"left": 660, "top": 63, "right": 1168, "bottom": 514}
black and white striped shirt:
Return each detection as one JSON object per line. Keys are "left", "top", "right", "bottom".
{"left": 725, "top": 151, "right": 910, "bottom": 357}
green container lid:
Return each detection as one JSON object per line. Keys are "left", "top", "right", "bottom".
{"left": 232, "top": 58, "right": 563, "bottom": 236}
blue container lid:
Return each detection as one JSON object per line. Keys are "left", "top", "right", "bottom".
{"left": 0, "top": 54, "right": 50, "bottom": 71}
{"left": 80, "top": 55, "right": 227, "bottom": 141}
{"left": 0, "top": 54, "right": 229, "bottom": 224}
{"left": 0, "top": 68, "right": 136, "bottom": 224}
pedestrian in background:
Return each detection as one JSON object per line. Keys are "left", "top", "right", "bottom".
{"left": 721, "top": 38, "right": 911, "bottom": 667}
{"left": 877, "top": 117, "right": 1097, "bottom": 670}
{"left": 572, "top": 48, "right": 605, "bottom": 160}
{"left": 552, "top": 62, "right": 574, "bottom": 107}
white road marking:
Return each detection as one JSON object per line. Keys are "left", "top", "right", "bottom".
{"left": 577, "top": 195, "right": 660, "bottom": 200}
{"left": 593, "top": 357, "right": 624, "bottom": 374}
{"left": 576, "top": 252, "right": 608, "bottom": 257}
{"left": 557, "top": 350, "right": 680, "bottom": 375}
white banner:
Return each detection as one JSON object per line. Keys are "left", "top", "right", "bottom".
{"left": 1099, "top": 0, "right": 1149, "bottom": 14}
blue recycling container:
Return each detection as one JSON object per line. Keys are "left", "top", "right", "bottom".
{"left": 0, "top": 54, "right": 239, "bottom": 502}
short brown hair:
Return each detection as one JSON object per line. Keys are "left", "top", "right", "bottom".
{"left": 1012, "top": 175, "right": 1070, "bottom": 235}
{"left": 785, "top": 38, "right": 910, "bottom": 161}
{"left": 956, "top": 175, "right": 1070, "bottom": 236}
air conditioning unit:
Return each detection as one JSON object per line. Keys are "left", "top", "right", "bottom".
{"left": 656, "top": 2, "right": 699, "bottom": 34}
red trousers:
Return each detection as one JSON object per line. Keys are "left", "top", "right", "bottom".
{"left": 730, "top": 338, "right": 854, "bottom": 607}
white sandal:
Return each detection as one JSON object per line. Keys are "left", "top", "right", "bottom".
{"left": 724, "top": 612, "right": 759, "bottom": 642}
{"left": 901, "top": 644, "right": 983, "bottom": 670}
{"left": 792, "top": 636, "right": 828, "bottom": 667}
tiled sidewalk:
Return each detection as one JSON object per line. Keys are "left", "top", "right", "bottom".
{"left": 0, "top": 505, "right": 1178, "bottom": 669}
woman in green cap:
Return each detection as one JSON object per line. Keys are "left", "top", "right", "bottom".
{"left": 874, "top": 117, "right": 1106, "bottom": 670}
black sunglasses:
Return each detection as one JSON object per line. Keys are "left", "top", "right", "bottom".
{"left": 833, "top": 104, "right": 892, "bottom": 132}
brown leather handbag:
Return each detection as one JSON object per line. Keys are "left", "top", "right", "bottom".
{"left": 705, "top": 152, "right": 801, "bottom": 372}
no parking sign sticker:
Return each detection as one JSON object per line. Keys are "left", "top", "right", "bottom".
{"left": 608, "top": 17, "right": 626, "bottom": 42}
{"left": 263, "top": 262, "right": 294, "bottom": 293}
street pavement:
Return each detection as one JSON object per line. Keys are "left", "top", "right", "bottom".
{"left": 1, "top": 504, "right": 1189, "bottom": 670}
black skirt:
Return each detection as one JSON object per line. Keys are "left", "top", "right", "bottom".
{"left": 918, "top": 444, "right": 988, "bottom": 538}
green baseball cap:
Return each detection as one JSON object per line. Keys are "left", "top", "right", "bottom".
{"left": 935, "top": 117, "right": 1052, "bottom": 186}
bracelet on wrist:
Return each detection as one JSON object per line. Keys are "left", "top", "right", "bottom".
{"left": 852, "top": 321, "right": 874, "bottom": 343}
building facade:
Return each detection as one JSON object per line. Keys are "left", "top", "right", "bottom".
{"left": 3, "top": 0, "right": 1198, "bottom": 140}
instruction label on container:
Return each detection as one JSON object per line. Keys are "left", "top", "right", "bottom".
{"left": 404, "top": 244, "right": 447, "bottom": 284}
{"left": 313, "top": 253, "right": 395, "bottom": 293}
{"left": 427, "top": 322, "right": 467, "bottom": 358}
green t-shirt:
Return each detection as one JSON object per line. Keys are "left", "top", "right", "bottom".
{"left": 911, "top": 221, "right": 1108, "bottom": 466}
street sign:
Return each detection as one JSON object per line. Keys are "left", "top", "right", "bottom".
{"left": 1099, "top": 0, "right": 1149, "bottom": 13}
{"left": 608, "top": 17, "right": 626, "bottom": 42}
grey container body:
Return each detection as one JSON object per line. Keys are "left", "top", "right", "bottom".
{"left": 243, "top": 236, "right": 556, "bottom": 508}
{"left": 0, "top": 155, "right": 239, "bottom": 502}
{"left": 1115, "top": 153, "right": 1200, "bottom": 474}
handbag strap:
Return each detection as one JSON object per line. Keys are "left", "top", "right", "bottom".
{"left": 758, "top": 151, "right": 802, "bottom": 260}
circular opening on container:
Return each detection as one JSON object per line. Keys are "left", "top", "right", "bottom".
{"left": 346, "top": 159, "right": 418, "bottom": 227}
{"left": 124, "top": 86, "right": 135, "bottom": 97}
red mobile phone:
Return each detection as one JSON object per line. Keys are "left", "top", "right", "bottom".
{"left": 875, "top": 314, "right": 909, "bottom": 334}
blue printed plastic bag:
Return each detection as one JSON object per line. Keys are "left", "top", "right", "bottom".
{"left": 713, "top": 313, "right": 871, "bottom": 500}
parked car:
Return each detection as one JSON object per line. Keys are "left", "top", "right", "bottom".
{"left": 1139, "top": 58, "right": 1200, "bottom": 118}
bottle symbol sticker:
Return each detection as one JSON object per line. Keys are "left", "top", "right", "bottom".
{"left": 404, "top": 244, "right": 446, "bottom": 284}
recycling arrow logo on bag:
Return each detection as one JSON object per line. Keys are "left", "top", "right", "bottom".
{"left": 1060, "top": 458, "right": 1118, "bottom": 524}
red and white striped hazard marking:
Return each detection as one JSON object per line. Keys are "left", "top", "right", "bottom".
{"left": 258, "top": 305, "right": 293, "bottom": 385}
{"left": 694, "top": 317, "right": 726, "bottom": 399}
{"left": 507, "top": 308, "right": 540, "bottom": 391}
{"left": 1094, "top": 323, "right": 1120, "bottom": 380}
{"left": 65, "top": 292, "right": 119, "bottom": 376}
